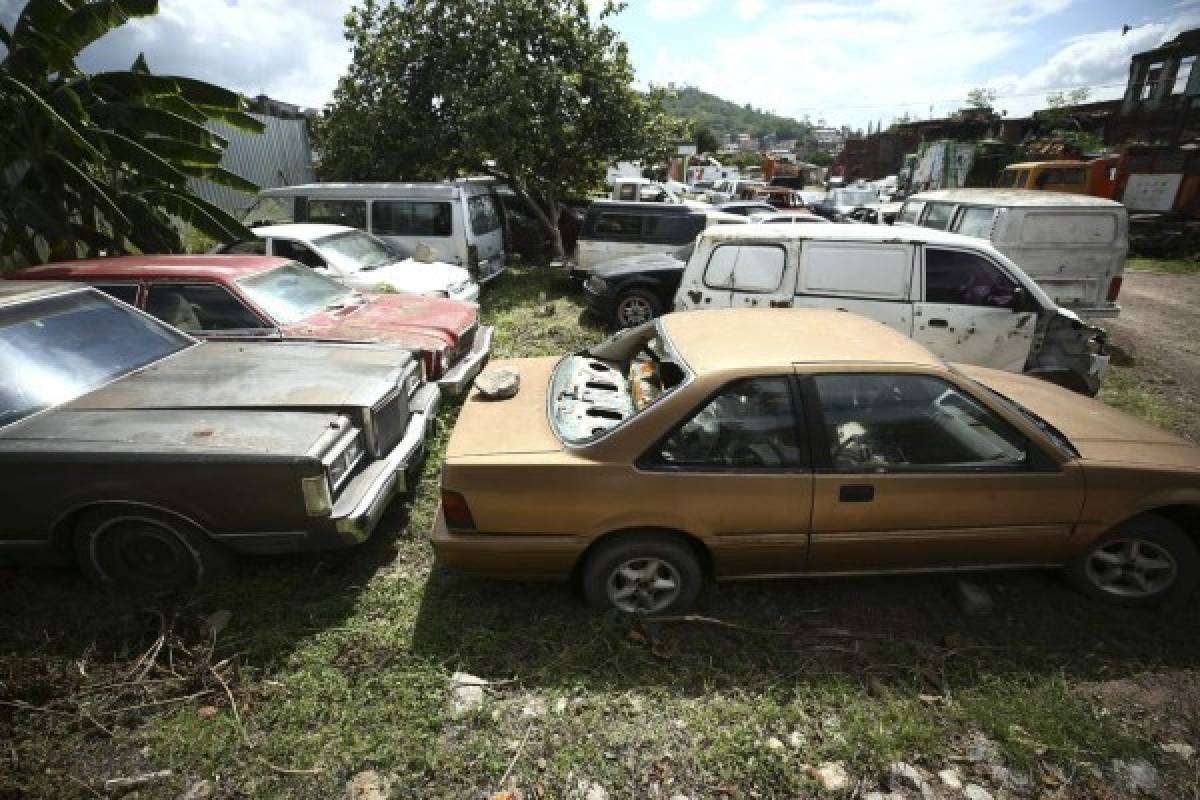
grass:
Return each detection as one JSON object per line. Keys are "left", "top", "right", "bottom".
{"left": 1, "top": 267, "right": 1196, "bottom": 799}
{"left": 1098, "top": 363, "right": 1189, "bottom": 436}
{"left": 1126, "top": 257, "right": 1200, "bottom": 276}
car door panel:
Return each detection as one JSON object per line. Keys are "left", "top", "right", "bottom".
{"left": 808, "top": 471, "right": 1084, "bottom": 571}
{"left": 801, "top": 371, "right": 1085, "bottom": 573}
{"left": 794, "top": 242, "right": 916, "bottom": 337}
{"left": 913, "top": 246, "right": 1036, "bottom": 371}
{"left": 634, "top": 376, "right": 813, "bottom": 576}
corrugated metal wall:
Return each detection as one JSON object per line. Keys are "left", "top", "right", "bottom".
{"left": 189, "top": 111, "right": 316, "bottom": 216}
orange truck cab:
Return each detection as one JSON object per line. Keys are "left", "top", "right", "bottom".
{"left": 998, "top": 159, "right": 1118, "bottom": 199}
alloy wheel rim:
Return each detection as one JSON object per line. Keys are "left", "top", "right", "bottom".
{"left": 606, "top": 557, "right": 681, "bottom": 613}
{"left": 1084, "top": 537, "right": 1177, "bottom": 598}
{"left": 617, "top": 296, "right": 654, "bottom": 327}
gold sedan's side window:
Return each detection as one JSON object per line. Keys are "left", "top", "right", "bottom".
{"left": 650, "top": 377, "right": 802, "bottom": 470}
{"left": 813, "top": 373, "right": 1027, "bottom": 472}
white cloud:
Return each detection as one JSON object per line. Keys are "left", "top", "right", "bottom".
{"left": 637, "top": 0, "right": 1200, "bottom": 130}
{"left": 12, "top": 0, "right": 356, "bottom": 110}
{"left": 733, "top": 0, "right": 766, "bottom": 21}
{"left": 984, "top": 9, "right": 1200, "bottom": 118}
{"left": 647, "top": 0, "right": 713, "bottom": 20}
{"left": 642, "top": 0, "right": 1072, "bottom": 129}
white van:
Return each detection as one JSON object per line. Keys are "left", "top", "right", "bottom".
{"left": 241, "top": 182, "right": 507, "bottom": 283}
{"left": 673, "top": 224, "right": 1110, "bottom": 394}
{"left": 896, "top": 189, "right": 1127, "bottom": 318}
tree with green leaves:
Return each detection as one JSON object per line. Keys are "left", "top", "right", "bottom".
{"left": 1041, "top": 88, "right": 1104, "bottom": 154}
{"left": 965, "top": 87, "right": 997, "bottom": 109}
{"left": 319, "top": 0, "right": 686, "bottom": 260}
{"left": 0, "top": 0, "right": 262, "bottom": 269}
{"left": 695, "top": 127, "right": 720, "bottom": 155}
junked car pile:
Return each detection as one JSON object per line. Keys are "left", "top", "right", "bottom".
{"left": 3, "top": 172, "right": 1198, "bottom": 618}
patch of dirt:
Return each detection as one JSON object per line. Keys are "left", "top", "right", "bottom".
{"left": 1104, "top": 270, "right": 1200, "bottom": 441}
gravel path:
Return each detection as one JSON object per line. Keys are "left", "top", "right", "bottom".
{"left": 1104, "top": 269, "right": 1200, "bottom": 441}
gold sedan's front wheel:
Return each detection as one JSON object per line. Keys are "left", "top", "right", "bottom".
{"left": 1067, "top": 514, "right": 1198, "bottom": 607}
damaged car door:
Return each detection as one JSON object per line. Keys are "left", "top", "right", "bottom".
{"left": 912, "top": 246, "right": 1036, "bottom": 373}
{"left": 913, "top": 245, "right": 1108, "bottom": 395}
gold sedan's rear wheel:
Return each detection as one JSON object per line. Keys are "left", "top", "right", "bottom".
{"left": 582, "top": 533, "right": 702, "bottom": 615}
{"left": 1067, "top": 514, "right": 1198, "bottom": 607}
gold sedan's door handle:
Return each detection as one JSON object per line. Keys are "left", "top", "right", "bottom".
{"left": 839, "top": 484, "right": 874, "bottom": 503}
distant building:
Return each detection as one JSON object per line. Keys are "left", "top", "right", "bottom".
{"left": 1112, "top": 28, "right": 1200, "bottom": 145}
{"left": 189, "top": 94, "right": 317, "bottom": 216}
{"left": 813, "top": 126, "right": 844, "bottom": 154}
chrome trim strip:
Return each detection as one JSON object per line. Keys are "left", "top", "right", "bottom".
{"left": 716, "top": 563, "right": 1061, "bottom": 581}
{"left": 333, "top": 383, "right": 441, "bottom": 536}
{"left": 437, "top": 324, "right": 494, "bottom": 395}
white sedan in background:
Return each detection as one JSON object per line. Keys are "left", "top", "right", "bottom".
{"left": 750, "top": 212, "right": 832, "bottom": 224}
{"left": 218, "top": 223, "right": 480, "bottom": 302}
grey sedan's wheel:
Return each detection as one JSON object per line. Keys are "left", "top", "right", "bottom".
{"left": 613, "top": 288, "right": 663, "bottom": 329}
{"left": 74, "top": 509, "right": 228, "bottom": 594}
{"left": 582, "top": 533, "right": 702, "bottom": 614}
{"left": 1066, "top": 514, "right": 1198, "bottom": 607}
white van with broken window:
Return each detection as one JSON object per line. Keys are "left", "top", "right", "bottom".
{"left": 241, "top": 182, "right": 507, "bottom": 282}
{"left": 896, "top": 189, "right": 1127, "bottom": 318}
{"left": 673, "top": 224, "right": 1110, "bottom": 394}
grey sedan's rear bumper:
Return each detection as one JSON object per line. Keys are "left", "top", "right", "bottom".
{"left": 328, "top": 382, "right": 441, "bottom": 544}
{"left": 437, "top": 324, "right": 494, "bottom": 395}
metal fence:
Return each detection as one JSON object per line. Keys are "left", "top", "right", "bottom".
{"left": 189, "top": 112, "right": 316, "bottom": 217}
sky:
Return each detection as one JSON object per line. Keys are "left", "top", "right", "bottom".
{"left": 2, "top": 0, "right": 1199, "bottom": 131}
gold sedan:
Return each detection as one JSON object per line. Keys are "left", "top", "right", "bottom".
{"left": 434, "top": 309, "right": 1200, "bottom": 614}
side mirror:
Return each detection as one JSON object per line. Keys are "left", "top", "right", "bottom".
{"left": 1010, "top": 286, "right": 1039, "bottom": 313}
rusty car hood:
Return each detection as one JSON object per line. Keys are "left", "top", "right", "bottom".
{"left": 282, "top": 293, "right": 477, "bottom": 350}
{"left": 961, "top": 365, "right": 1200, "bottom": 469}
{"left": 446, "top": 357, "right": 563, "bottom": 458}
{"left": 67, "top": 341, "right": 409, "bottom": 412}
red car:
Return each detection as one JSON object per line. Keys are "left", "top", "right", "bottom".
{"left": 12, "top": 255, "right": 493, "bottom": 394}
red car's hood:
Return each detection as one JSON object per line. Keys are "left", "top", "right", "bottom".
{"left": 282, "top": 293, "right": 477, "bottom": 349}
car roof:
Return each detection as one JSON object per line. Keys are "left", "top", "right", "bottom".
{"left": 0, "top": 280, "right": 84, "bottom": 307}
{"left": 662, "top": 308, "right": 942, "bottom": 373}
{"left": 13, "top": 254, "right": 293, "bottom": 282}
{"left": 699, "top": 221, "right": 991, "bottom": 247}
{"left": 587, "top": 200, "right": 697, "bottom": 215}
{"left": 908, "top": 188, "right": 1123, "bottom": 208}
{"left": 251, "top": 223, "right": 354, "bottom": 240}
{"left": 258, "top": 182, "right": 479, "bottom": 199}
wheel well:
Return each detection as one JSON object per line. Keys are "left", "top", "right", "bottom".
{"left": 570, "top": 527, "right": 713, "bottom": 583}
{"left": 51, "top": 502, "right": 212, "bottom": 553}
{"left": 616, "top": 282, "right": 668, "bottom": 304}
{"left": 1146, "top": 505, "right": 1200, "bottom": 543}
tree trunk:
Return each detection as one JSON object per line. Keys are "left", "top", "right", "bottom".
{"left": 481, "top": 165, "right": 565, "bottom": 263}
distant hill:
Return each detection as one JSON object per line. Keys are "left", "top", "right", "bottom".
{"left": 661, "top": 86, "right": 811, "bottom": 141}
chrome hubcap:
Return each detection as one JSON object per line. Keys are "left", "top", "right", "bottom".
{"left": 606, "top": 557, "right": 681, "bottom": 613}
{"left": 1085, "top": 538, "right": 1177, "bottom": 598}
{"left": 617, "top": 296, "right": 654, "bottom": 327}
